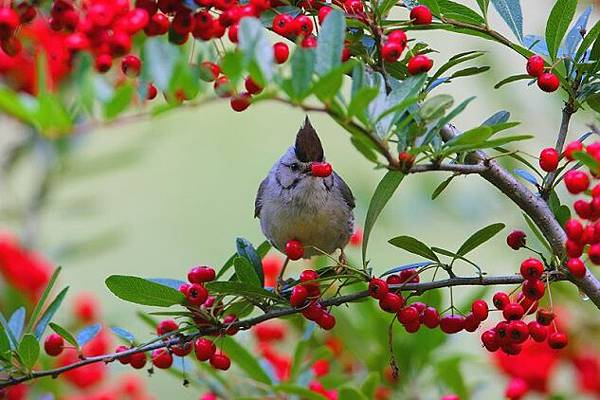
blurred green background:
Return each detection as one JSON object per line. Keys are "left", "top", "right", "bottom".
{"left": 1, "top": 2, "right": 600, "bottom": 398}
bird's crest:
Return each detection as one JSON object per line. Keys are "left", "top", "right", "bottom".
{"left": 295, "top": 116, "right": 324, "bottom": 162}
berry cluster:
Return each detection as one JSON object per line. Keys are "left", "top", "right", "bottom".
{"left": 479, "top": 257, "right": 568, "bottom": 355}
{"left": 526, "top": 55, "right": 559, "bottom": 92}
{"left": 288, "top": 269, "right": 337, "bottom": 330}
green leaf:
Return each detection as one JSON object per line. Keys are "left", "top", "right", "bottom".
{"left": 419, "top": 0, "right": 441, "bottom": 15}
{"left": 522, "top": 213, "right": 553, "bottom": 255}
{"left": 0, "top": 313, "right": 17, "bottom": 349}
{"left": 312, "top": 60, "right": 357, "bottom": 102}
{"left": 339, "top": 386, "right": 369, "bottom": 400}
{"left": 494, "top": 73, "right": 533, "bottom": 89}
{"left": 34, "top": 287, "right": 69, "bottom": 340}
{"left": 234, "top": 257, "right": 262, "bottom": 287}
{"left": 456, "top": 223, "right": 505, "bottom": 256}
{"left": 104, "top": 83, "right": 135, "bottom": 120}
{"left": 436, "top": 356, "right": 468, "bottom": 399}
{"left": 105, "top": 275, "right": 185, "bottom": 307}
{"left": 419, "top": 94, "right": 454, "bottom": 122}
{"left": 476, "top": 0, "right": 489, "bottom": 16}
{"left": 168, "top": 60, "right": 200, "bottom": 102}
{"left": 431, "top": 176, "right": 454, "bottom": 200}
{"left": 449, "top": 65, "right": 490, "bottom": 79}
{"left": 347, "top": 87, "right": 379, "bottom": 119}
{"left": 272, "top": 384, "right": 327, "bottom": 400}
{"left": 36, "top": 94, "right": 73, "bottom": 138}
{"left": 0, "top": 89, "right": 37, "bottom": 125}
{"left": 221, "top": 336, "right": 271, "bottom": 384}
{"left": 49, "top": 322, "right": 78, "bottom": 348}
{"left": 431, "top": 51, "right": 485, "bottom": 82}
{"left": 239, "top": 17, "right": 274, "bottom": 83}
{"left": 290, "top": 338, "right": 309, "bottom": 380}
{"left": 204, "top": 281, "right": 280, "bottom": 300}
{"left": 490, "top": 0, "right": 523, "bottom": 42}
{"left": 142, "top": 37, "right": 179, "bottom": 91}
{"left": 572, "top": 151, "right": 599, "bottom": 172}
{"left": 361, "top": 372, "right": 380, "bottom": 398}
{"left": 0, "top": 324, "right": 10, "bottom": 358}
{"left": 110, "top": 326, "right": 135, "bottom": 343}
{"left": 26, "top": 266, "right": 62, "bottom": 335}
{"left": 545, "top": 0, "right": 577, "bottom": 60}
{"left": 576, "top": 20, "right": 600, "bottom": 61}
{"left": 76, "top": 323, "right": 102, "bottom": 347}
{"left": 291, "top": 48, "right": 315, "bottom": 100}
{"left": 362, "top": 171, "right": 405, "bottom": 266}
{"left": 445, "top": 126, "right": 494, "bottom": 146}
{"left": 586, "top": 93, "right": 600, "bottom": 114}
{"left": 315, "top": 9, "right": 345, "bottom": 76}
{"left": 438, "top": 0, "right": 485, "bottom": 25}
{"left": 8, "top": 307, "right": 26, "bottom": 341}
{"left": 236, "top": 238, "right": 265, "bottom": 286}
{"left": 18, "top": 334, "right": 39, "bottom": 370}
{"left": 388, "top": 236, "right": 439, "bottom": 262}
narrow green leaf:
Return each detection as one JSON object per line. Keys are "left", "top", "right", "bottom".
{"left": 361, "top": 372, "right": 380, "bottom": 398}
{"left": 272, "top": 384, "right": 327, "bottom": 400}
{"left": 312, "top": 60, "right": 357, "bottom": 102}
{"left": 0, "top": 89, "right": 37, "bottom": 125}
{"left": 234, "top": 257, "right": 262, "bottom": 287}
{"left": 362, "top": 171, "right": 405, "bottom": 266}
{"left": 572, "top": 151, "right": 599, "bottom": 172}
{"left": 456, "top": 223, "right": 505, "bottom": 256}
{"left": 221, "top": 336, "right": 271, "bottom": 384}
{"left": 388, "top": 236, "right": 439, "bottom": 262}
{"left": 431, "top": 51, "right": 484, "bottom": 82}
{"left": 34, "top": 287, "right": 69, "bottom": 340}
{"left": 8, "top": 307, "right": 26, "bottom": 341}
{"left": 204, "top": 281, "right": 280, "bottom": 300}
{"left": 339, "top": 386, "right": 369, "bottom": 400}
{"left": 419, "top": 94, "right": 454, "bottom": 122}
{"left": 142, "top": 37, "right": 179, "bottom": 91}
{"left": 76, "top": 323, "right": 101, "bottom": 347}
{"left": 522, "top": 213, "right": 553, "bottom": 255}
{"left": 18, "top": 334, "right": 39, "bottom": 370}
{"left": 0, "top": 313, "right": 17, "bottom": 349}
{"left": 431, "top": 176, "right": 454, "bottom": 200}
{"left": 315, "top": 9, "right": 345, "bottom": 75}
{"left": 49, "top": 322, "right": 78, "bottom": 348}
{"left": 490, "top": 0, "right": 523, "bottom": 42}
{"left": 494, "top": 74, "right": 532, "bottom": 89}
{"left": 239, "top": 17, "right": 274, "bottom": 83}
{"left": 0, "top": 324, "right": 10, "bottom": 357}
{"left": 236, "top": 238, "right": 264, "bottom": 286}
{"left": 104, "top": 84, "right": 135, "bottom": 120}
{"left": 347, "top": 87, "right": 379, "bottom": 119}
{"left": 290, "top": 339, "right": 309, "bottom": 380}
{"left": 545, "top": 0, "right": 577, "bottom": 60}
{"left": 445, "top": 126, "right": 494, "bottom": 146}
{"left": 438, "top": 0, "right": 485, "bottom": 25}
{"left": 576, "top": 20, "right": 600, "bottom": 61}
{"left": 291, "top": 48, "right": 315, "bottom": 100}
{"left": 476, "top": 0, "right": 489, "bottom": 16}
{"left": 105, "top": 275, "right": 185, "bottom": 307}
{"left": 110, "top": 326, "right": 135, "bottom": 343}
{"left": 26, "top": 266, "right": 62, "bottom": 334}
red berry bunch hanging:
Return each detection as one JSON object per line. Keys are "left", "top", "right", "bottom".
{"left": 525, "top": 55, "right": 559, "bottom": 93}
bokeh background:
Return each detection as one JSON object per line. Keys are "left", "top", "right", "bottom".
{"left": 2, "top": 1, "right": 600, "bottom": 398}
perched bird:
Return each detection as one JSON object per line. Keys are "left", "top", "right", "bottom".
{"left": 255, "top": 116, "right": 355, "bottom": 260}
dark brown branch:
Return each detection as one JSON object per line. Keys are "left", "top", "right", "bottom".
{"left": 0, "top": 273, "right": 540, "bottom": 389}
{"left": 408, "top": 163, "right": 488, "bottom": 174}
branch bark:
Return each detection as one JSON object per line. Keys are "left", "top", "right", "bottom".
{"left": 0, "top": 273, "right": 544, "bottom": 389}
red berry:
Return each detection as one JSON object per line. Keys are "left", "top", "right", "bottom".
{"left": 403, "top": 320, "right": 421, "bottom": 333}
{"left": 214, "top": 76, "right": 233, "bottom": 98}
{"left": 291, "top": 15, "right": 313, "bottom": 37}
{"left": 522, "top": 279, "right": 545, "bottom": 300}
{"left": 539, "top": 147, "right": 559, "bottom": 172}
{"left": 95, "top": 53, "right": 113, "bottom": 73}
{"left": 310, "top": 161, "right": 333, "bottom": 177}
{"left": 564, "top": 141, "right": 584, "bottom": 161}
{"left": 566, "top": 239, "right": 584, "bottom": 258}
{"left": 290, "top": 285, "right": 309, "bottom": 307}
{"left": 129, "top": 352, "right": 147, "bottom": 369}
{"left": 272, "top": 13, "right": 293, "bottom": 36}
{"left": 493, "top": 292, "right": 510, "bottom": 310}
{"left": 156, "top": 319, "right": 179, "bottom": 336}
{"left": 548, "top": 332, "right": 568, "bottom": 349}
{"left": 503, "top": 303, "right": 524, "bottom": 320}
{"left": 379, "top": 292, "right": 404, "bottom": 313}
{"left": 471, "top": 300, "right": 489, "bottom": 321}
{"left": 368, "top": 278, "right": 388, "bottom": 300}
{"left": 481, "top": 330, "right": 499, "bottom": 352}
{"left": 244, "top": 76, "right": 263, "bottom": 95}
{"left": 152, "top": 348, "right": 173, "bottom": 369}
{"left": 186, "top": 283, "right": 208, "bottom": 306}
{"left": 172, "top": 342, "right": 193, "bottom": 357}
{"left": 398, "top": 152, "right": 416, "bottom": 170}
{"left": 589, "top": 244, "right": 600, "bottom": 265}
{"left": 464, "top": 313, "right": 480, "bottom": 332}
{"left": 302, "top": 302, "right": 324, "bottom": 321}
{"left": 422, "top": 306, "right": 440, "bottom": 328}
{"left": 506, "top": 230, "right": 526, "bottom": 250}
{"left": 188, "top": 266, "right": 216, "bottom": 283}
{"left": 381, "top": 41, "right": 403, "bottom": 63}
{"left": 410, "top": 5, "right": 432, "bottom": 25}
{"left": 397, "top": 306, "right": 419, "bottom": 324}
{"left": 230, "top": 92, "right": 251, "bottom": 112}
{"left": 16, "top": 3, "right": 36, "bottom": 24}
{"left": 318, "top": 6, "right": 332, "bottom": 24}
{"left": 273, "top": 42, "right": 289, "bottom": 64}
{"left": 0, "top": 7, "right": 19, "bottom": 40}
{"left": 147, "top": 83, "right": 158, "bottom": 100}
{"left": 574, "top": 200, "right": 592, "bottom": 219}
{"left": 507, "top": 320, "right": 529, "bottom": 344}
{"left": 564, "top": 170, "right": 590, "bottom": 194}
{"left": 567, "top": 257, "right": 586, "bottom": 278}
{"left": 399, "top": 269, "right": 419, "bottom": 283}
{"left": 536, "top": 309, "right": 555, "bottom": 326}
{"left": 317, "top": 312, "right": 336, "bottom": 330}
{"left": 300, "top": 35, "right": 317, "bottom": 48}
{"left": 387, "top": 30, "right": 407, "bottom": 47}
{"left": 115, "top": 345, "right": 131, "bottom": 364}
{"left": 44, "top": 333, "right": 64, "bottom": 356}
{"left": 121, "top": 55, "right": 142, "bottom": 78}
{"left": 125, "top": 8, "right": 150, "bottom": 33}
{"left": 526, "top": 55, "right": 545, "bottom": 77}
{"left": 527, "top": 321, "right": 548, "bottom": 342}
{"left": 199, "top": 62, "right": 221, "bottom": 82}
{"left": 564, "top": 219, "right": 583, "bottom": 241}
{"left": 227, "top": 23, "right": 238, "bottom": 42}
{"left": 517, "top": 292, "right": 538, "bottom": 315}
{"left": 537, "top": 72, "right": 560, "bottom": 92}
{"left": 407, "top": 55, "right": 433, "bottom": 75}
{"left": 194, "top": 338, "right": 216, "bottom": 361}
{"left": 501, "top": 342, "right": 522, "bottom": 355}
{"left": 439, "top": 315, "right": 465, "bottom": 334}
{"left": 285, "top": 239, "right": 304, "bottom": 260}
{"left": 505, "top": 378, "right": 528, "bottom": 399}
{"left": 210, "top": 353, "right": 231, "bottom": 370}
{"left": 519, "top": 258, "right": 544, "bottom": 280}
{"left": 300, "top": 269, "right": 319, "bottom": 283}
{"left": 146, "top": 12, "right": 170, "bottom": 35}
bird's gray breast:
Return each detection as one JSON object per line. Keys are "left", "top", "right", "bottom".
{"left": 258, "top": 174, "right": 354, "bottom": 258}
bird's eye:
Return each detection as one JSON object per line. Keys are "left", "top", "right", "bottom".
{"left": 290, "top": 163, "right": 300, "bottom": 171}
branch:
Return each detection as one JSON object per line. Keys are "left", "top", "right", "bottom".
{"left": 408, "top": 163, "right": 488, "bottom": 174}
{"left": 440, "top": 124, "right": 600, "bottom": 309}
{"left": 0, "top": 273, "right": 544, "bottom": 389}
{"left": 542, "top": 103, "right": 576, "bottom": 195}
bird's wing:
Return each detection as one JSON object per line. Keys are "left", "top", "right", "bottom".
{"left": 254, "top": 177, "right": 269, "bottom": 218}
{"left": 334, "top": 172, "right": 355, "bottom": 209}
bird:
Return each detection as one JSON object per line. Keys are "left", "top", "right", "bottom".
{"left": 254, "top": 116, "right": 355, "bottom": 265}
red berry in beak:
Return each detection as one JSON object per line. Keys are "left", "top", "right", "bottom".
{"left": 311, "top": 162, "right": 332, "bottom": 177}
{"left": 285, "top": 239, "right": 304, "bottom": 260}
